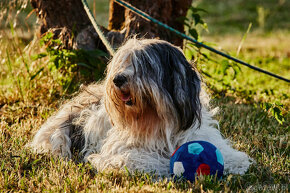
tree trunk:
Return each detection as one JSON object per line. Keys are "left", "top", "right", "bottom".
{"left": 109, "top": 0, "right": 192, "bottom": 47}
{"left": 31, "top": 0, "right": 92, "bottom": 49}
{"left": 31, "top": 0, "right": 192, "bottom": 50}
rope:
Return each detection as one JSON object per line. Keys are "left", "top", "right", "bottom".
{"left": 114, "top": 0, "right": 289, "bottom": 83}
{"left": 81, "top": 0, "right": 116, "bottom": 56}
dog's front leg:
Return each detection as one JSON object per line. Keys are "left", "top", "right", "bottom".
{"left": 87, "top": 148, "right": 171, "bottom": 177}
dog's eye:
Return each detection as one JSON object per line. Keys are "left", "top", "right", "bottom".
{"left": 125, "top": 99, "right": 133, "bottom": 106}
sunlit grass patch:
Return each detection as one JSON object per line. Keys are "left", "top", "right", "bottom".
{"left": 195, "top": 0, "right": 290, "bottom": 34}
{"left": 1, "top": 32, "right": 289, "bottom": 192}
{"left": 1, "top": 0, "right": 289, "bottom": 191}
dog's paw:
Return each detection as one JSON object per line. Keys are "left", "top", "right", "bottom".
{"left": 87, "top": 153, "right": 126, "bottom": 171}
{"left": 224, "top": 152, "right": 253, "bottom": 175}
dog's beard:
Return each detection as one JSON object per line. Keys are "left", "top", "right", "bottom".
{"left": 105, "top": 78, "right": 165, "bottom": 139}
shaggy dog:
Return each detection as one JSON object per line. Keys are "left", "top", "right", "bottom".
{"left": 30, "top": 39, "right": 252, "bottom": 176}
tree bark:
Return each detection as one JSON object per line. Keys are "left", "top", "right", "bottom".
{"left": 110, "top": 0, "right": 192, "bottom": 47}
{"left": 31, "top": 0, "right": 192, "bottom": 50}
{"left": 31, "top": 0, "right": 93, "bottom": 49}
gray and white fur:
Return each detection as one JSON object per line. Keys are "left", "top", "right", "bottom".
{"left": 30, "top": 39, "right": 252, "bottom": 176}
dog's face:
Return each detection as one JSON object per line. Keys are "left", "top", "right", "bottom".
{"left": 105, "top": 39, "right": 201, "bottom": 135}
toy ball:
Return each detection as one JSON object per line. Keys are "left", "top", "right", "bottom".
{"left": 170, "top": 141, "right": 224, "bottom": 182}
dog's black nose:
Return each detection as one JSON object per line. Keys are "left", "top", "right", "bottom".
{"left": 113, "top": 74, "right": 127, "bottom": 87}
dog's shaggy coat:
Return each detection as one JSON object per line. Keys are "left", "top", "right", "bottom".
{"left": 30, "top": 39, "right": 252, "bottom": 176}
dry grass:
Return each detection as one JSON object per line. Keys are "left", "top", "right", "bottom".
{"left": 1, "top": 29, "right": 289, "bottom": 192}
{"left": 0, "top": 0, "right": 289, "bottom": 192}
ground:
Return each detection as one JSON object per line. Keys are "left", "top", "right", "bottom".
{"left": 0, "top": 0, "right": 289, "bottom": 192}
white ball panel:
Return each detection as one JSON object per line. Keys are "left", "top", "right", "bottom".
{"left": 173, "top": 161, "right": 185, "bottom": 176}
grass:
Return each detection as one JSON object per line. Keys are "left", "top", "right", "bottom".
{"left": 194, "top": 0, "right": 290, "bottom": 34}
{"left": 201, "top": 31, "right": 290, "bottom": 105}
{"left": 0, "top": 0, "right": 289, "bottom": 192}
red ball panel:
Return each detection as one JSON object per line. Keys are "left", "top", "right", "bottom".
{"left": 171, "top": 146, "right": 180, "bottom": 157}
{"left": 196, "top": 163, "right": 210, "bottom": 176}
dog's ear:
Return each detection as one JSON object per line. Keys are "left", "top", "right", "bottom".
{"left": 132, "top": 40, "right": 201, "bottom": 130}
{"left": 163, "top": 44, "right": 202, "bottom": 130}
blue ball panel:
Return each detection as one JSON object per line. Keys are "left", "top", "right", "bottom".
{"left": 170, "top": 141, "right": 224, "bottom": 182}
{"left": 188, "top": 143, "right": 204, "bottom": 155}
{"left": 215, "top": 149, "right": 224, "bottom": 165}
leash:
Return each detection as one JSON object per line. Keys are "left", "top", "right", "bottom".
{"left": 81, "top": 0, "right": 116, "bottom": 56}
{"left": 81, "top": 0, "right": 289, "bottom": 83}
{"left": 114, "top": 0, "right": 289, "bottom": 83}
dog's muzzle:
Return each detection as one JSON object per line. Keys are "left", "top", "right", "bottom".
{"left": 113, "top": 74, "right": 133, "bottom": 106}
{"left": 113, "top": 74, "right": 127, "bottom": 88}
